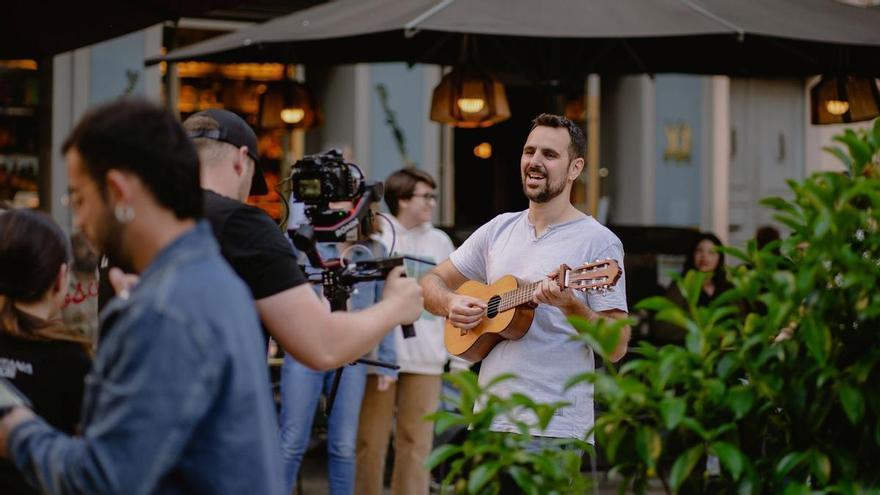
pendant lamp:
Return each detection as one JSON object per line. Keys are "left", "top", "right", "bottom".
{"left": 810, "top": 75, "right": 880, "bottom": 125}
{"left": 259, "top": 70, "right": 320, "bottom": 130}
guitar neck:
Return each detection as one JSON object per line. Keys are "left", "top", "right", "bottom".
{"left": 487, "top": 260, "right": 619, "bottom": 313}
{"left": 495, "top": 279, "right": 554, "bottom": 313}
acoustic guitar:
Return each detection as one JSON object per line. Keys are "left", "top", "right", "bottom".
{"left": 445, "top": 259, "right": 622, "bottom": 362}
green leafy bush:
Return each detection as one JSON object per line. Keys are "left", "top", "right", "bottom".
{"left": 429, "top": 119, "right": 880, "bottom": 494}
{"left": 575, "top": 118, "right": 880, "bottom": 494}
{"left": 426, "top": 371, "right": 588, "bottom": 494}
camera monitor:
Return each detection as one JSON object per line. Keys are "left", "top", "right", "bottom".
{"left": 0, "top": 377, "right": 31, "bottom": 414}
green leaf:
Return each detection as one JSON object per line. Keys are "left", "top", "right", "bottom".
{"left": 872, "top": 117, "right": 880, "bottom": 149}
{"left": 508, "top": 466, "right": 537, "bottom": 495}
{"left": 809, "top": 450, "right": 831, "bottom": 485}
{"left": 432, "top": 410, "right": 467, "bottom": 434}
{"left": 823, "top": 145, "right": 853, "bottom": 170}
{"left": 680, "top": 417, "right": 710, "bottom": 440}
{"left": 425, "top": 444, "right": 461, "bottom": 470}
{"left": 760, "top": 196, "right": 800, "bottom": 215}
{"left": 725, "top": 386, "right": 755, "bottom": 420}
{"left": 800, "top": 318, "right": 830, "bottom": 364}
{"left": 605, "top": 424, "right": 628, "bottom": 462}
{"left": 467, "top": 462, "right": 500, "bottom": 494}
{"left": 838, "top": 382, "right": 865, "bottom": 425}
{"left": 635, "top": 426, "right": 662, "bottom": 468}
{"left": 776, "top": 451, "right": 808, "bottom": 478}
{"left": 782, "top": 483, "right": 812, "bottom": 495}
{"left": 445, "top": 371, "right": 482, "bottom": 402}
{"left": 635, "top": 295, "right": 680, "bottom": 312}
{"left": 716, "top": 354, "right": 737, "bottom": 379}
{"left": 669, "top": 445, "right": 704, "bottom": 491}
{"left": 711, "top": 441, "right": 746, "bottom": 480}
{"left": 660, "top": 397, "right": 686, "bottom": 430}
{"left": 485, "top": 372, "right": 517, "bottom": 388}
{"left": 834, "top": 131, "right": 873, "bottom": 167}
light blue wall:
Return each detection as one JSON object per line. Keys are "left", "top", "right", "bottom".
{"left": 90, "top": 30, "right": 146, "bottom": 105}
{"left": 654, "top": 75, "right": 703, "bottom": 227}
{"left": 369, "top": 63, "right": 427, "bottom": 183}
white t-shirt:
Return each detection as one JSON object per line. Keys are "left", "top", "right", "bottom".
{"left": 376, "top": 216, "right": 456, "bottom": 375}
{"left": 448, "top": 210, "right": 627, "bottom": 439}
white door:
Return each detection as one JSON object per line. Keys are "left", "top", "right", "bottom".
{"left": 728, "top": 78, "right": 805, "bottom": 252}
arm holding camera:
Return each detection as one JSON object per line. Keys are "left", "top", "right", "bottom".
{"left": 258, "top": 265, "right": 420, "bottom": 371}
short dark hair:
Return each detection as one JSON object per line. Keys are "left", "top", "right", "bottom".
{"left": 62, "top": 98, "right": 202, "bottom": 219}
{"left": 384, "top": 168, "right": 437, "bottom": 216}
{"left": 530, "top": 113, "right": 586, "bottom": 161}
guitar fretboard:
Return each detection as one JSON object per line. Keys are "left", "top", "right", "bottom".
{"left": 489, "top": 280, "right": 545, "bottom": 315}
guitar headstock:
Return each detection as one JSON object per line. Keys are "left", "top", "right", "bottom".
{"left": 564, "top": 259, "right": 622, "bottom": 293}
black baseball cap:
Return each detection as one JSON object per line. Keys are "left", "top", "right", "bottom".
{"left": 184, "top": 108, "right": 269, "bottom": 196}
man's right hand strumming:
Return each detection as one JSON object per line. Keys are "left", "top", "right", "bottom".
{"left": 446, "top": 294, "right": 486, "bottom": 331}
{"left": 382, "top": 265, "right": 424, "bottom": 325}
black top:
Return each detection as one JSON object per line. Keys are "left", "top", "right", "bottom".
{"left": 0, "top": 332, "right": 91, "bottom": 494}
{"left": 98, "top": 190, "right": 307, "bottom": 331}
{"left": 203, "top": 189, "right": 307, "bottom": 304}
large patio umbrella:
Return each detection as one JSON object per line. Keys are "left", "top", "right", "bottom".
{"left": 155, "top": 0, "right": 880, "bottom": 78}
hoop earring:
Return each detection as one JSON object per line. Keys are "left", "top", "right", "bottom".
{"left": 114, "top": 204, "right": 135, "bottom": 223}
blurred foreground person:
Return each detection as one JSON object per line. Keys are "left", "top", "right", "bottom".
{"left": 0, "top": 210, "right": 91, "bottom": 494}
{"left": 0, "top": 99, "right": 284, "bottom": 494}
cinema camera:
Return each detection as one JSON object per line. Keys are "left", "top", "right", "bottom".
{"left": 289, "top": 148, "right": 380, "bottom": 242}
{"left": 288, "top": 149, "right": 413, "bottom": 317}
{"left": 287, "top": 149, "right": 427, "bottom": 414}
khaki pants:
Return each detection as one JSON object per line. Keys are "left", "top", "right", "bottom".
{"left": 355, "top": 372, "right": 441, "bottom": 495}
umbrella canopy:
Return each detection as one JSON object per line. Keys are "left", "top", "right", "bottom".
{"left": 156, "top": 0, "right": 880, "bottom": 78}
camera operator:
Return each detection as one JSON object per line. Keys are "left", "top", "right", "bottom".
{"left": 181, "top": 109, "right": 422, "bottom": 370}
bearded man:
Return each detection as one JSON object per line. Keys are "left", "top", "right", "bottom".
{"left": 420, "top": 113, "right": 631, "bottom": 491}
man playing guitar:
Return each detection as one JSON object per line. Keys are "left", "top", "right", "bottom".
{"left": 421, "top": 113, "right": 630, "bottom": 454}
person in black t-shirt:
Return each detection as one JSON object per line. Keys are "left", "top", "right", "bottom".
{"left": 0, "top": 209, "right": 91, "bottom": 494}
{"left": 180, "top": 109, "right": 423, "bottom": 370}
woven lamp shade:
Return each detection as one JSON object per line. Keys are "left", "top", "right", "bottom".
{"left": 810, "top": 75, "right": 880, "bottom": 125}
{"left": 430, "top": 67, "right": 510, "bottom": 128}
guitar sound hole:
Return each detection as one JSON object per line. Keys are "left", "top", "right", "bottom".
{"left": 486, "top": 295, "right": 501, "bottom": 319}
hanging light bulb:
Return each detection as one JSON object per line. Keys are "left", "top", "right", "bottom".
{"left": 825, "top": 99, "right": 850, "bottom": 116}
{"left": 457, "top": 98, "right": 486, "bottom": 114}
{"left": 280, "top": 107, "right": 306, "bottom": 124}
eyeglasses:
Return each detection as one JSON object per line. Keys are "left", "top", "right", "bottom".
{"left": 410, "top": 193, "right": 438, "bottom": 201}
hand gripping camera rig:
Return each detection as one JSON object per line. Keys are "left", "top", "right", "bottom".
{"left": 287, "top": 149, "right": 428, "bottom": 414}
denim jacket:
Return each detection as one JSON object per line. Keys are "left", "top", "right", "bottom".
{"left": 302, "top": 241, "right": 397, "bottom": 376}
{"left": 9, "top": 222, "right": 284, "bottom": 495}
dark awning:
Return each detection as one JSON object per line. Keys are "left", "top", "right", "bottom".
{"left": 154, "top": 0, "right": 880, "bottom": 78}
{"left": 0, "top": 0, "right": 329, "bottom": 60}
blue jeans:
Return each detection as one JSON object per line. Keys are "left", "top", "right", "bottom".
{"left": 280, "top": 354, "right": 368, "bottom": 495}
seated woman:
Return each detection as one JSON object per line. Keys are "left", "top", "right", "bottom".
{"left": 0, "top": 209, "right": 92, "bottom": 494}
{"left": 654, "top": 232, "right": 732, "bottom": 344}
